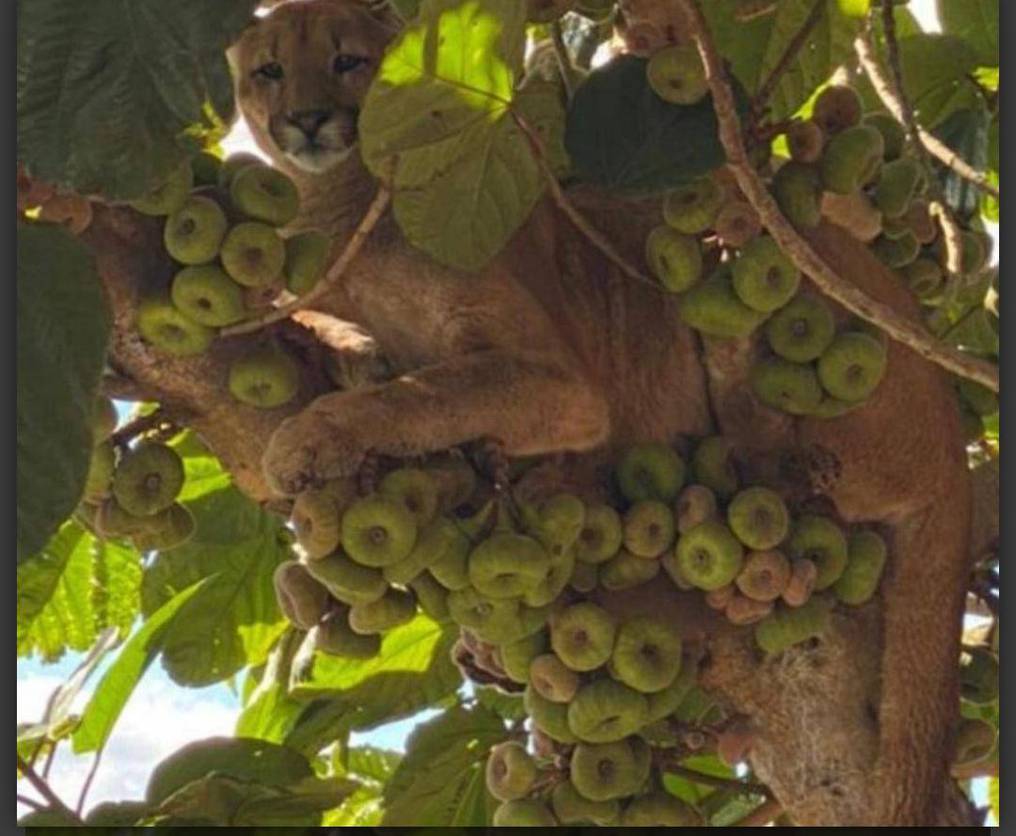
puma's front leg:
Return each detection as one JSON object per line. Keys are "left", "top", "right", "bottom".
{"left": 262, "top": 349, "right": 610, "bottom": 495}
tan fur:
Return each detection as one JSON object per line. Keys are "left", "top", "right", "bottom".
{"left": 230, "top": 1, "right": 972, "bottom": 824}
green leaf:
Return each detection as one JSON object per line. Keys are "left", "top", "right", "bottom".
{"left": 564, "top": 54, "right": 746, "bottom": 195}
{"left": 360, "top": 0, "right": 540, "bottom": 270}
{"left": 171, "top": 431, "right": 233, "bottom": 501}
{"left": 392, "top": 113, "right": 544, "bottom": 271}
{"left": 17, "top": 221, "right": 110, "bottom": 562}
{"left": 83, "top": 800, "right": 151, "bottom": 826}
{"left": 699, "top": 1, "right": 865, "bottom": 121}
{"left": 663, "top": 753, "right": 736, "bottom": 805}
{"left": 18, "top": 521, "right": 140, "bottom": 662}
{"left": 145, "top": 737, "right": 313, "bottom": 806}
{"left": 289, "top": 614, "right": 463, "bottom": 712}
{"left": 235, "top": 630, "right": 305, "bottom": 744}
{"left": 72, "top": 576, "right": 210, "bottom": 754}
{"left": 360, "top": 0, "right": 526, "bottom": 186}
{"left": 17, "top": 0, "right": 258, "bottom": 199}
{"left": 933, "top": 106, "right": 991, "bottom": 219}
{"left": 854, "top": 34, "right": 982, "bottom": 130}
{"left": 148, "top": 772, "right": 357, "bottom": 827}
{"left": 937, "top": 0, "right": 997, "bottom": 68}
{"left": 322, "top": 785, "right": 385, "bottom": 826}
{"left": 989, "top": 776, "right": 999, "bottom": 822}
{"left": 381, "top": 704, "right": 508, "bottom": 826}
{"left": 140, "top": 485, "right": 290, "bottom": 686}
{"left": 344, "top": 745, "right": 403, "bottom": 783}
{"left": 474, "top": 685, "right": 526, "bottom": 720}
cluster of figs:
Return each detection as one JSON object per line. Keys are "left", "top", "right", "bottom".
{"left": 272, "top": 435, "right": 889, "bottom": 826}
{"left": 642, "top": 53, "right": 995, "bottom": 425}
{"left": 126, "top": 152, "right": 331, "bottom": 411}
{"left": 73, "top": 397, "right": 194, "bottom": 551}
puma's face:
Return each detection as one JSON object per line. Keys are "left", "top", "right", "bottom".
{"left": 229, "top": 0, "right": 399, "bottom": 175}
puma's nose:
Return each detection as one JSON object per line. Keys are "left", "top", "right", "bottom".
{"left": 287, "top": 109, "right": 331, "bottom": 139}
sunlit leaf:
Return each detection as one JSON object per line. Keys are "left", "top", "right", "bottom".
{"left": 381, "top": 704, "right": 507, "bottom": 825}
{"left": 73, "top": 576, "right": 211, "bottom": 753}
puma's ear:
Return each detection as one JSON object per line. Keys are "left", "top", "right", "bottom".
{"left": 356, "top": 0, "right": 408, "bottom": 27}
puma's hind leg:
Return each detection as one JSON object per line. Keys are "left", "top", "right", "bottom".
{"left": 262, "top": 349, "right": 610, "bottom": 495}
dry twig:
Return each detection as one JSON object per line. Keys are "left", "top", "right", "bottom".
{"left": 752, "top": 0, "right": 826, "bottom": 112}
{"left": 222, "top": 186, "right": 391, "bottom": 337}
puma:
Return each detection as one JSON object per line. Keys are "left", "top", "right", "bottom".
{"left": 221, "top": 0, "right": 976, "bottom": 824}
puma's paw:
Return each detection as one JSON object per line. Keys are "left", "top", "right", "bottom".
{"left": 262, "top": 411, "right": 367, "bottom": 496}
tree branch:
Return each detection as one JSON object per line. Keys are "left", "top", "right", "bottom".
{"left": 17, "top": 793, "right": 47, "bottom": 813}
{"left": 109, "top": 406, "right": 179, "bottom": 449}
{"left": 76, "top": 749, "right": 104, "bottom": 817}
{"left": 549, "top": 21, "right": 581, "bottom": 101}
{"left": 752, "top": 0, "right": 826, "bottom": 112}
{"left": 221, "top": 186, "right": 391, "bottom": 337}
{"left": 16, "top": 755, "right": 82, "bottom": 823}
{"left": 852, "top": 27, "right": 998, "bottom": 201}
{"left": 672, "top": 0, "right": 998, "bottom": 393}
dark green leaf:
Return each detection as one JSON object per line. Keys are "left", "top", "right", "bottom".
{"left": 933, "top": 106, "right": 991, "bottom": 219}
{"left": 381, "top": 704, "right": 508, "bottom": 826}
{"left": 854, "top": 34, "right": 981, "bottom": 130}
{"left": 565, "top": 54, "right": 748, "bottom": 195}
{"left": 937, "top": 0, "right": 998, "bottom": 68}
{"left": 17, "top": 221, "right": 110, "bottom": 562}
{"left": 701, "top": 0, "right": 867, "bottom": 121}
{"left": 146, "top": 736, "right": 313, "bottom": 806}
{"left": 72, "top": 577, "right": 210, "bottom": 753}
{"left": 140, "top": 484, "right": 290, "bottom": 686}
{"left": 17, "top": 0, "right": 258, "bottom": 199}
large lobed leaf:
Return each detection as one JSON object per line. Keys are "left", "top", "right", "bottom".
{"left": 699, "top": 0, "right": 868, "bottom": 122}
{"left": 359, "top": 0, "right": 543, "bottom": 271}
{"left": 564, "top": 54, "right": 749, "bottom": 195}
{"left": 937, "top": 0, "right": 998, "bottom": 69}
{"left": 380, "top": 704, "right": 508, "bottom": 826}
{"left": 18, "top": 520, "right": 141, "bottom": 662}
{"left": 73, "top": 577, "right": 211, "bottom": 754}
{"left": 17, "top": 0, "right": 258, "bottom": 200}
{"left": 17, "top": 221, "right": 110, "bottom": 563}
{"left": 140, "top": 483, "right": 291, "bottom": 686}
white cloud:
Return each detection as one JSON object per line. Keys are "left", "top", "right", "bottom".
{"left": 18, "top": 671, "right": 238, "bottom": 819}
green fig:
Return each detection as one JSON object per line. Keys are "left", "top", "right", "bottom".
{"left": 647, "top": 44, "right": 708, "bottom": 105}
{"left": 112, "top": 441, "right": 184, "bottom": 517}
{"left": 485, "top": 741, "right": 538, "bottom": 802}
{"left": 750, "top": 357, "right": 824, "bottom": 415}
{"left": 569, "top": 739, "right": 644, "bottom": 801}
{"left": 575, "top": 504, "right": 624, "bottom": 564}
{"left": 832, "top": 529, "right": 887, "bottom": 605}
{"left": 164, "top": 196, "right": 228, "bottom": 265}
{"left": 726, "top": 486, "right": 790, "bottom": 550}
{"left": 765, "top": 293, "right": 836, "bottom": 363}
{"left": 821, "top": 124, "right": 885, "bottom": 194}
{"left": 273, "top": 560, "right": 330, "bottom": 630}
{"left": 610, "top": 616, "right": 682, "bottom": 693}
{"left": 529, "top": 652, "right": 580, "bottom": 702}
{"left": 303, "top": 551, "right": 388, "bottom": 605}
{"left": 772, "top": 161, "right": 823, "bottom": 229}
{"left": 136, "top": 296, "right": 214, "bottom": 357}
{"left": 691, "top": 435, "right": 739, "bottom": 499}
{"left": 787, "top": 515, "right": 848, "bottom": 590}
{"left": 599, "top": 548, "right": 661, "bottom": 590}
{"left": 228, "top": 346, "right": 301, "bottom": 408}
{"left": 550, "top": 602, "right": 617, "bottom": 672}
{"left": 675, "top": 520, "right": 744, "bottom": 590}
{"left": 754, "top": 596, "right": 832, "bottom": 654}
{"left": 645, "top": 225, "right": 703, "bottom": 293}
{"left": 284, "top": 231, "right": 331, "bottom": 296}
{"left": 315, "top": 609, "right": 382, "bottom": 658}
{"left": 811, "top": 85, "right": 862, "bottom": 135}
{"left": 341, "top": 495, "right": 418, "bottom": 567}
{"left": 130, "top": 502, "right": 195, "bottom": 552}
{"left": 469, "top": 531, "right": 551, "bottom": 599}
{"left": 128, "top": 163, "right": 194, "bottom": 216}
{"left": 732, "top": 235, "right": 801, "bottom": 313}
{"left": 568, "top": 679, "right": 649, "bottom": 743}
{"left": 663, "top": 176, "right": 724, "bottom": 235}
{"left": 616, "top": 442, "right": 686, "bottom": 503}
{"left": 348, "top": 587, "right": 417, "bottom": 634}
{"left": 622, "top": 499, "right": 676, "bottom": 558}
{"left": 816, "top": 331, "right": 887, "bottom": 403}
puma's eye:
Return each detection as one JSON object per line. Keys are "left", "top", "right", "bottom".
{"left": 333, "top": 54, "right": 367, "bottom": 74}
{"left": 254, "top": 61, "right": 284, "bottom": 81}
